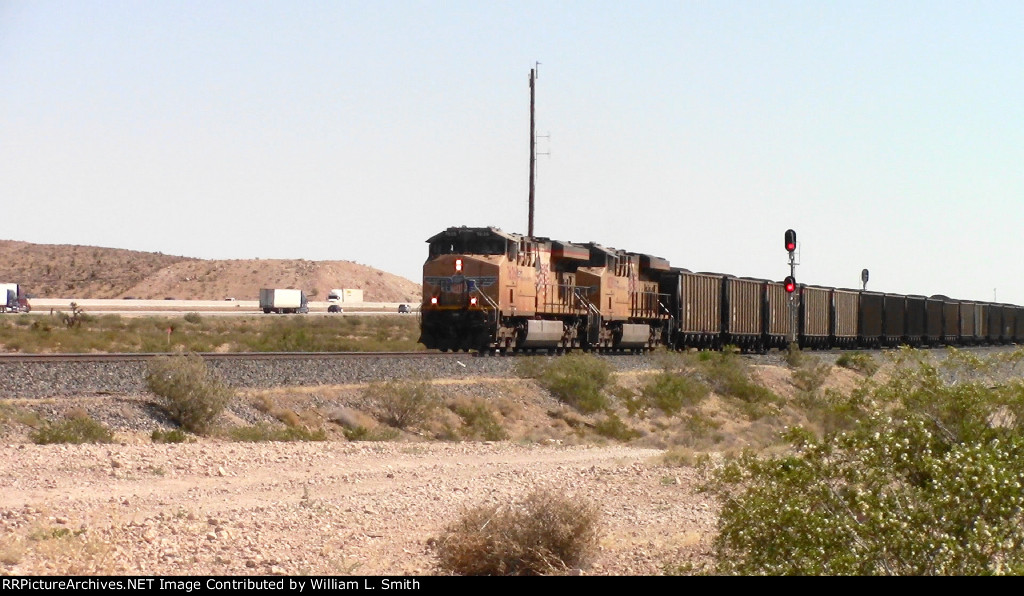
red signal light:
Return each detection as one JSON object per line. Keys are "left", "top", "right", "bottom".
{"left": 784, "top": 276, "right": 796, "bottom": 293}
{"left": 784, "top": 229, "right": 797, "bottom": 253}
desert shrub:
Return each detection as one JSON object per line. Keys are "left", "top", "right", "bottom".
{"left": 183, "top": 312, "right": 203, "bottom": 324}
{"left": 452, "top": 400, "right": 508, "bottom": 441}
{"left": 535, "top": 353, "right": 613, "bottom": 413}
{"left": 0, "top": 404, "right": 42, "bottom": 428}
{"left": 661, "top": 446, "right": 708, "bottom": 468}
{"left": 145, "top": 353, "right": 233, "bottom": 435}
{"left": 674, "top": 412, "right": 725, "bottom": 448}
{"left": 362, "top": 379, "right": 441, "bottom": 430}
{"left": 228, "top": 423, "right": 327, "bottom": 442}
{"left": 706, "top": 351, "right": 1024, "bottom": 575}
{"left": 639, "top": 372, "right": 710, "bottom": 415}
{"left": 798, "top": 386, "right": 876, "bottom": 438}
{"left": 151, "top": 429, "right": 190, "bottom": 444}
{"left": 513, "top": 356, "right": 547, "bottom": 379}
{"left": 593, "top": 412, "right": 641, "bottom": 441}
{"left": 700, "top": 351, "right": 777, "bottom": 406}
{"left": 791, "top": 358, "right": 832, "bottom": 395}
{"left": 835, "top": 351, "right": 879, "bottom": 376}
{"left": 343, "top": 425, "right": 399, "bottom": 442}
{"left": 783, "top": 343, "right": 804, "bottom": 368}
{"left": 30, "top": 414, "right": 115, "bottom": 445}
{"left": 434, "top": 488, "right": 600, "bottom": 575}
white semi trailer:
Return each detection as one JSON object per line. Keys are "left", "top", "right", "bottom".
{"left": 0, "top": 283, "right": 30, "bottom": 313}
{"left": 259, "top": 289, "right": 309, "bottom": 314}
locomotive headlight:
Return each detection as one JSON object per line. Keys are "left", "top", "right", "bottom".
{"left": 430, "top": 297, "right": 438, "bottom": 305}
{"left": 455, "top": 258, "right": 463, "bottom": 272}
{"left": 470, "top": 296, "right": 478, "bottom": 306}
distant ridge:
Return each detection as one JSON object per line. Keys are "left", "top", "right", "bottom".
{"left": 0, "top": 240, "right": 420, "bottom": 303}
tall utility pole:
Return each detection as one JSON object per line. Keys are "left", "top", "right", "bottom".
{"left": 528, "top": 65, "right": 537, "bottom": 238}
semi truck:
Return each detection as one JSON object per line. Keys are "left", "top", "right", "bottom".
{"left": 0, "top": 283, "right": 30, "bottom": 313}
{"left": 327, "top": 288, "right": 364, "bottom": 303}
{"left": 259, "top": 289, "right": 309, "bottom": 314}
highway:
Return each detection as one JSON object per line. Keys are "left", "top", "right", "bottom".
{"left": 25, "top": 299, "right": 417, "bottom": 317}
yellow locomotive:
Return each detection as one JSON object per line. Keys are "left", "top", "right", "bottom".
{"left": 419, "top": 226, "right": 671, "bottom": 353}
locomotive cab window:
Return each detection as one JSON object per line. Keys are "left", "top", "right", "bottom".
{"left": 429, "top": 237, "right": 506, "bottom": 257}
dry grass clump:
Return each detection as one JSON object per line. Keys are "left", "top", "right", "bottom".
{"left": 29, "top": 410, "right": 115, "bottom": 445}
{"left": 449, "top": 398, "right": 508, "bottom": 441}
{"left": 228, "top": 423, "right": 327, "bottom": 442}
{"left": 433, "top": 488, "right": 600, "bottom": 575}
{"left": 3, "top": 520, "right": 114, "bottom": 574}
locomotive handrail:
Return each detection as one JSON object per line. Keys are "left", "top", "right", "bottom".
{"left": 472, "top": 289, "right": 501, "bottom": 338}
{"left": 572, "top": 287, "right": 601, "bottom": 315}
{"left": 538, "top": 283, "right": 589, "bottom": 315}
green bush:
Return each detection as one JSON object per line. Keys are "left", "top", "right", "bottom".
{"left": 639, "top": 372, "right": 710, "bottom": 415}
{"left": 835, "top": 351, "right": 879, "bottom": 376}
{"left": 535, "top": 353, "right": 613, "bottom": 413}
{"left": 183, "top": 312, "right": 203, "bottom": 324}
{"left": 594, "top": 412, "right": 641, "bottom": 441}
{"left": 145, "top": 353, "right": 233, "bottom": 435}
{"left": 791, "top": 358, "right": 832, "bottom": 396}
{"left": 434, "top": 488, "right": 600, "bottom": 575}
{"left": 151, "top": 428, "right": 190, "bottom": 444}
{"left": 30, "top": 414, "right": 115, "bottom": 445}
{"left": 784, "top": 343, "right": 804, "bottom": 368}
{"left": 343, "top": 425, "right": 399, "bottom": 442}
{"left": 706, "top": 350, "right": 1024, "bottom": 575}
{"left": 362, "top": 379, "right": 441, "bottom": 430}
{"left": 700, "top": 351, "right": 777, "bottom": 406}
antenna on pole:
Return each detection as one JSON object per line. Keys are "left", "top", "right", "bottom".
{"left": 528, "top": 63, "right": 539, "bottom": 238}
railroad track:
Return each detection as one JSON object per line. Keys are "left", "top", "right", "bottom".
{"left": 0, "top": 350, "right": 522, "bottom": 399}
{"left": 0, "top": 351, "right": 446, "bottom": 364}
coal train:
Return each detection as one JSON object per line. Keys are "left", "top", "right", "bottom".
{"left": 418, "top": 226, "right": 1021, "bottom": 354}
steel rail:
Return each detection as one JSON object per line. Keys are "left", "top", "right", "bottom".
{"left": 0, "top": 351, "right": 450, "bottom": 364}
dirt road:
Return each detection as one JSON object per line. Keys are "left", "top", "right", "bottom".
{"left": 0, "top": 440, "right": 716, "bottom": 575}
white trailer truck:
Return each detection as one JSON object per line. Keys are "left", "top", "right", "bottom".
{"left": 259, "top": 289, "right": 309, "bottom": 314}
{"left": 0, "top": 283, "right": 30, "bottom": 313}
{"left": 327, "top": 288, "right": 364, "bottom": 303}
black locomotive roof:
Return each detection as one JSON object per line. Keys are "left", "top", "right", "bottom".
{"left": 426, "top": 226, "right": 522, "bottom": 243}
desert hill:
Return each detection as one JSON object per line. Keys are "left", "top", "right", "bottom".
{"left": 0, "top": 240, "right": 421, "bottom": 303}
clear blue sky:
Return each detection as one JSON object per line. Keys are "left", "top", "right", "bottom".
{"left": 2, "top": 1, "right": 1023, "bottom": 303}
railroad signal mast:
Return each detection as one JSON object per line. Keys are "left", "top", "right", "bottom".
{"left": 784, "top": 229, "right": 798, "bottom": 346}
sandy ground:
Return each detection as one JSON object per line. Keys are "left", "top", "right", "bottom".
{"left": 0, "top": 439, "right": 716, "bottom": 576}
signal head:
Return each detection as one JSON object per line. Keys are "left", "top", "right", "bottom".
{"left": 784, "top": 229, "right": 797, "bottom": 253}
{"left": 784, "top": 276, "right": 796, "bottom": 293}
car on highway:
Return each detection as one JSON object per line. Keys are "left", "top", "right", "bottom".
{"left": 328, "top": 305, "right": 343, "bottom": 313}
{"left": 398, "top": 304, "right": 411, "bottom": 313}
